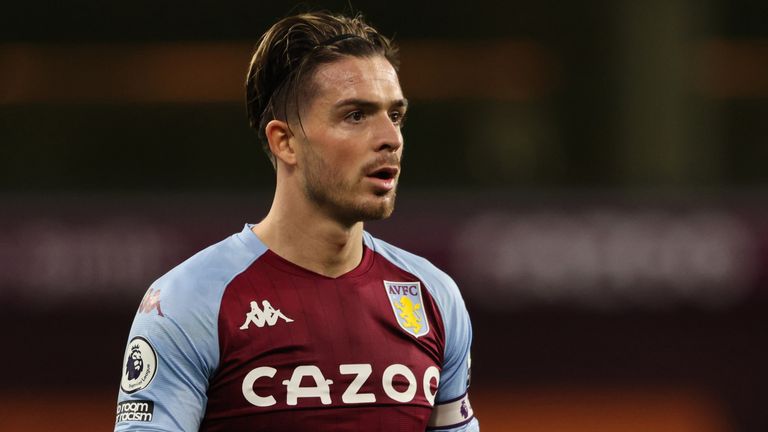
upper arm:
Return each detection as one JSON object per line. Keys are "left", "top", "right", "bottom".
{"left": 114, "top": 280, "right": 220, "bottom": 432}
{"left": 426, "top": 277, "right": 478, "bottom": 431}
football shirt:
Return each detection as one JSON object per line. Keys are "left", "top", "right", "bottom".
{"left": 115, "top": 224, "right": 477, "bottom": 431}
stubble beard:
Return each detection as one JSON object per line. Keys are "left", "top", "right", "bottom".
{"left": 302, "top": 150, "right": 397, "bottom": 226}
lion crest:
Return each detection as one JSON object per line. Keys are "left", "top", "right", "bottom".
{"left": 126, "top": 345, "right": 144, "bottom": 380}
{"left": 395, "top": 296, "right": 423, "bottom": 334}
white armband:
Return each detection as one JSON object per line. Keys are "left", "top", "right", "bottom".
{"left": 427, "top": 392, "right": 474, "bottom": 430}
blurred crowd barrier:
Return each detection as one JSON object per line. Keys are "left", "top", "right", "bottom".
{"left": 1, "top": 192, "right": 766, "bottom": 309}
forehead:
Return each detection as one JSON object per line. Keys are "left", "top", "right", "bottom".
{"left": 309, "top": 56, "right": 402, "bottom": 104}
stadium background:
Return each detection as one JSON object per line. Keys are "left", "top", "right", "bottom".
{"left": 1, "top": 1, "right": 766, "bottom": 430}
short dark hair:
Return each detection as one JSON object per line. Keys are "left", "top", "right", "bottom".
{"left": 245, "top": 11, "right": 399, "bottom": 167}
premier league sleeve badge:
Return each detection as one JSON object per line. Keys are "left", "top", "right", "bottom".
{"left": 120, "top": 336, "right": 158, "bottom": 394}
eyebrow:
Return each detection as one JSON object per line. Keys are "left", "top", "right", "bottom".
{"left": 334, "top": 98, "right": 409, "bottom": 111}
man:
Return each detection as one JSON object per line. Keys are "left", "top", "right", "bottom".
{"left": 115, "top": 11, "right": 478, "bottom": 432}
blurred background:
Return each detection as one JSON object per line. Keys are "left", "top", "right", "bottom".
{"left": 1, "top": 1, "right": 766, "bottom": 431}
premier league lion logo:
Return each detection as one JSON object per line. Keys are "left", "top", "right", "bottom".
{"left": 460, "top": 400, "right": 469, "bottom": 419}
{"left": 121, "top": 336, "right": 157, "bottom": 393}
{"left": 126, "top": 344, "right": 144, "bottom": 380}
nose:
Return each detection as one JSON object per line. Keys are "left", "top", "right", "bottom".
{"left": 373, "top": 113, "right": 403, "bottom": 153}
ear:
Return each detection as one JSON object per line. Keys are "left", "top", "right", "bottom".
{"left": 265, "top": 119, "right": 298, "bottom": 166}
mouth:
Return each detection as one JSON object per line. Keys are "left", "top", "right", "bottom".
{"left": 367, "top": 166, "right": 399, "bottom": 181}
{"left": 365, "top": 166, "right": 399, "bottom": 192}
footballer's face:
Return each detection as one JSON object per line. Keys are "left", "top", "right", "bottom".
{"left": 294, "top": 55, "right": 406, "bottom": 225}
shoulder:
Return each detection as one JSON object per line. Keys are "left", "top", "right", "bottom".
{"left": 144, "top": 225, "right": 268, "bottom": 325}
{"left": 126, "top": 225, "right": 268, "bottom": 372}
{"left": 363, "top": 232, "right": 464, "bottom": 309}
{"left": 117, "top": 226, "right": 269, "bottom": 431}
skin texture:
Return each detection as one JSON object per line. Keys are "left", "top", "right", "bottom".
{"left": 252, "top": 55, "right": 407, "bottom": 278}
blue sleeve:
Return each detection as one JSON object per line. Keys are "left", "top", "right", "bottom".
{"left": 114, "top": 228, "right": 265, "bottom": 431}
{"left": 364, "top": 233, "right": 479, "bottom": 432}
{"left": 422, "top": 274, "right": 479, "bottom": 432}
{"left": 114, "top": 278, "right": 220, "bottom": 431}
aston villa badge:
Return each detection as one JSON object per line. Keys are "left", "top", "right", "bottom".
{"left": 383, "top": 281, "right": 430, "bottom": 338}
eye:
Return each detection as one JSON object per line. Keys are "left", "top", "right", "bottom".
{"left": 345, "top": 110, "right": 365, "bottom": 123}
{"left": 389, "top": 110, "right": 406, "bottom": 128}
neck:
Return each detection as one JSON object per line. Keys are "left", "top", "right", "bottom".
{"left": 252, "top": 184, "right": 365, "bottom": 278}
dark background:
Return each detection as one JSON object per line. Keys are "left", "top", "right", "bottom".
{"left": 1, "top": 1, "right": 766, "bottom": 431}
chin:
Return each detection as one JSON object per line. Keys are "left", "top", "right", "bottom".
{"left": 358, "top": 203, "right": 395, "bottom": 222}
{"left": 365, "top": 206, "right": 395, "bottom": 221}
{"left": 343, "top": 194, "right": 397, "bottom": 223}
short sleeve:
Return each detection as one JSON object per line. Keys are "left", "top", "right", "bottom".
{"left": 425, "top": 278, "right": 479, "bottom": 432}
{"left": 114, "top": 227, "right": 266, "bottom": 431}
{"left": 363, "top": 233, "right": 479, "bottom": 431}
{"left": 114, "top": 281, "right": 219, "bottom": 432}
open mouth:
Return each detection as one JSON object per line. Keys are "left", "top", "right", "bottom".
{"left": 367, "top": 167, "right": 398, "bottom": 180}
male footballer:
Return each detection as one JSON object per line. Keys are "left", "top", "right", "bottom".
{"left": 115, "top": 11, "right": 478, "bottom": 432}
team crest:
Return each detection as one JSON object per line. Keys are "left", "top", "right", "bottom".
{"left": 384, "top": 281, "right": 430, "bottom": 338}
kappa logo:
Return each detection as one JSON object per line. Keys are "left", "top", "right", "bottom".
{"left": 384, "top": 281, "right": 430, "bottom": 338}
{"left": 138, "top": 288, "right": 163, "bottom": 317}
{"left": 240, "top": 299, "right": 294, "bottom": 330}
